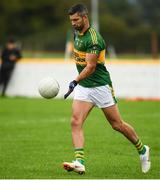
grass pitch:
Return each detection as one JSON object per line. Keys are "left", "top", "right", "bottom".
{"left": 0, "top": 97, "right": 159, "bottom": 179}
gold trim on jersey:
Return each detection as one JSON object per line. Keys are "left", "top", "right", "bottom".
{"left": 74, "top": 48, "right": 106, "bottom": 65}
{"left": 74, "top": 48, "right": 86, "bottom": 58}
{"left": 89, "top": 28, "right": 98, "bottom": 44}
{"left": 74, "top": 48, "right": 86, "bottom": 65}
{"left": 98, "top": 49, "right": 105, "bottom": 63}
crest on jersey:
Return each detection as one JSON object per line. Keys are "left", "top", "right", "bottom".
{"left": 92, "top": 45, "right": 98, "bottom": 50}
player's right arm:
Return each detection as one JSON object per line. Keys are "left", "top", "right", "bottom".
{"left": 75, "top": 53, "right": 97, "bottom": 83}
{"left": 64, "top": 53, "right": 98, "bottom": 99}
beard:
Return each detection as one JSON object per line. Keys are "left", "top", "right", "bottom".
{"left": 73, "top": 24, "right": 84, "bottom": 31}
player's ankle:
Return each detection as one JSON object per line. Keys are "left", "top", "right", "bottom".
{"left": 74, "top": 148, "right": 85, "bottom": 165}
{"left": 76, "top": 159, "right": 85, "bottom": 165}
{"left": 139, "top": 146, "right": 146, "bottom": 155}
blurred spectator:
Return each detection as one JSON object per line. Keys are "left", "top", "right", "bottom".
{"left": 0, "top": 37, "right": 22, "bottom": 97}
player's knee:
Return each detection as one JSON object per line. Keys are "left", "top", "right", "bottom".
{"left": 71, "top": 115, "right": 82, "bottom": 128}
{"left": 111, "top": 121, "right": 123, "bottom": 132}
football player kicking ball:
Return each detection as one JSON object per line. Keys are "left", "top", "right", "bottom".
{"left": 63, "top": 4, "right": 151, "bottom": 175}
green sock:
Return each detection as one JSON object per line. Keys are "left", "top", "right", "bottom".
{"left": 135, "top": 139, "right": 146, "bottom": 155}
{"left": 74, "top": 148, "right": 84, "bottom": 165}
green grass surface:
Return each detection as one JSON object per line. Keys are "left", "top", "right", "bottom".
{"left": 0, "top": 98, "right": 159, "bottom": 179}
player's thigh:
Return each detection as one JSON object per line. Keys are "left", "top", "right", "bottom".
{"left": 72, "top": 100, "right": 94, "bottom": 123}
{"left": 102, "top": 104, "right": 122, "bottom": 125}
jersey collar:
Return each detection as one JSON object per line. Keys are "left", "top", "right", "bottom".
{"left": 78, "top": 26, "right": 90, "bottom": 36}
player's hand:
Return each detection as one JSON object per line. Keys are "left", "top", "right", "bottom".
{"left": 64, "top": 80, "right": 78, "bottom": 99}
{"left": 69, "top": 80, "right": 78, "bottom": 91}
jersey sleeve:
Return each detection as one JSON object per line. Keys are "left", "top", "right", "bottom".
{"left": 86, "top": 29, "right": 102, "bottom": 55}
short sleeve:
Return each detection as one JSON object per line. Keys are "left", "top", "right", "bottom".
{"left": 86, "top": 43, "right": 101, "bottom": 55}
{"left": 86, "top": 29, "right": 102, "bottom": 55}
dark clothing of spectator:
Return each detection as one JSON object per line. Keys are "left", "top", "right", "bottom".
{"left": 0, "top": 47, "right": 22, "bottom": 96}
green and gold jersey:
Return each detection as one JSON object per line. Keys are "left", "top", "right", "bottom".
{"left": 73, "top": 27, "right": 112, "bottom": 87}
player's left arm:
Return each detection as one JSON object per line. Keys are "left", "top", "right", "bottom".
{"left": 75, "top": 53, "right": 98, "bottom": 83}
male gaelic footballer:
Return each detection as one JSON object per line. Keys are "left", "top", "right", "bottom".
{"left": 63, "top": 4, "right": 151, "bottom": 174}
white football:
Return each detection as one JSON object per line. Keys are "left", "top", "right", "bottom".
{"left": 38, "top": 77, "right": 60, "bottom": 99}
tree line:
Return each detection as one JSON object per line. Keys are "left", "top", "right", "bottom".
{"left": 0, "top": 0, "right": 159, "bottom": 56}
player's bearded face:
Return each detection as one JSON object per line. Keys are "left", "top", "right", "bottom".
{"left": 70, "top": 13, "right": 85, "bottom": 31}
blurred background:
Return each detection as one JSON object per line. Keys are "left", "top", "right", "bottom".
{"left": 0, "top": 0, "right": 159, "bottom": 59}
{"left": 0, "top": 0, "right": 159, "bottom": 98}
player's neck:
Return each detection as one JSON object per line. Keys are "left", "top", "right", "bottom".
{"left": 79, "top": 22, "right": 90, "bottom": 35}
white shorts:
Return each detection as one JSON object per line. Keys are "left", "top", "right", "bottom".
{"left": 74, "top": 84, "right": 117, "bottom": 108}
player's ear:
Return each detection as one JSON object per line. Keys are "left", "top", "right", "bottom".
{"left": 83, "top": 15, "right": 88, "bottom": 19}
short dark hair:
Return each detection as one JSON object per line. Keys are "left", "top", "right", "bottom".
{"left": 68, "top": 4, "right": 88, "bottom": 16}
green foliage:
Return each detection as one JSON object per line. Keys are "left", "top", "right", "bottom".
{"left": 138, "top": 0, "right": 160, "bottom": 28}
{"left": 0, "top": 0, "right": 159, "bottom": 53}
